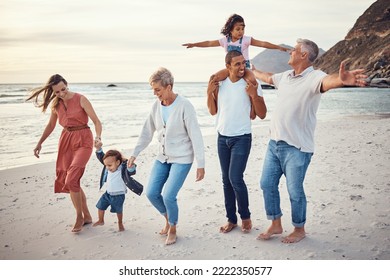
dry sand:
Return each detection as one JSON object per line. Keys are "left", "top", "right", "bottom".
{"left": 0, "top": 115, "right": 389, "bottom": 260}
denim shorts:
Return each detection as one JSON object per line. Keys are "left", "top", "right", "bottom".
{"left": 96, "top": 192, "right": 125, "bottom": 213}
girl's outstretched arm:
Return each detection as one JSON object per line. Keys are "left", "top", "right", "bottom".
{"left": 182, "top": 40, "right": 220, "bottom": 48}
{"left": 251, "top": 38, "right": 290, "bottom": 52}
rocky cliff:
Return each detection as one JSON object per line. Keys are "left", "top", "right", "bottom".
{"left": 314, "top": 0, "right": 390, "bottom": 87}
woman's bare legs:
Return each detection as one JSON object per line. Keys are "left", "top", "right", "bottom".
{"left": 80, "top": 188, "right": 92, "bottom": 224}
{"left": 70, "top": 190, "right": 84, "bottom": 232}
{"left": 69, "top": 188, "right": 92, "bottom": 232}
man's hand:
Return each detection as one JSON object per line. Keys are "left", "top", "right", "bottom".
{"left": 339, "top": 59, "right": 367, "bottom": 87}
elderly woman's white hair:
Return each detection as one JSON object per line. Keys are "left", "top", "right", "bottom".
{"left": 149, "top": 67, "right": 174, "bottom": 87}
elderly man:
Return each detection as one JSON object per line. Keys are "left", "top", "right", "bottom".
{"left": 253, "top": 38, "right": 367, "bottom": 243}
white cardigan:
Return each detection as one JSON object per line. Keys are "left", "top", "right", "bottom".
{"left": 132, "top": 95, "right": 205, "bottom": 168}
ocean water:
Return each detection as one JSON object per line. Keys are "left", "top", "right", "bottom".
{"left": 0, "top": 83, "right": 389, "bottom": 170}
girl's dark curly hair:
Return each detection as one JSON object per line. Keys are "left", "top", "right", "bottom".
{"left": 220, "top": 14, "right": 245, "bottom": 37}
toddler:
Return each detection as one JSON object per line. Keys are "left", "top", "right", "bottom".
{"left": 93, "top": 143, "right": 143, "bottom": 231}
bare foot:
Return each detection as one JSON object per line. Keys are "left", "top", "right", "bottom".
{"left": 165, "top": 227, "right": 177, "bottom": 245}
{"left": 83, "top": 213, "right": 92, "bottom": 225}
{"left": 159, "top": 224, "right": 169, "bottom": 235}
{"left": 118, "top": 223, "right": 125, "bottom": 232}
{"left": 93, "top": 221, "right": 104, "bottom": 227}
{"left": 159, "top": 215, "right": 170, "bottom": 235}
{"left": 241, "top": 219, "right": 252, "bottom": 233}
{"left": 219, "top": 222, "right": 237, "bottom": 233}
{"left": 282, "top": 228, "right": 305, "bottom": 243}
{"left": 72, "top": 217, "right": 84, "bottom": 233}
{"left": 256, "top": 225, "right": 283, "bottom": 240}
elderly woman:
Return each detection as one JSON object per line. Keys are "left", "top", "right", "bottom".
{"left": 128, "top": 67, "right": 205, "bottom": 245}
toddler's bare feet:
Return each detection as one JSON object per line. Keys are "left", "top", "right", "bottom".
{"left": 93, "top": 221, "right": 104, "bottom": 227}
{"left": 118, "top": 223, "right": 125, "bottom": 232}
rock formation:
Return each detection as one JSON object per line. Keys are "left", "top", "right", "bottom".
{"left": 314, "top": 0, "right": 390, "bottom": 87}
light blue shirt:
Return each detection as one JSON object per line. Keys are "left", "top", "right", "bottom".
{"left": 161, "top": 97, "right": 178, "bottom": 124}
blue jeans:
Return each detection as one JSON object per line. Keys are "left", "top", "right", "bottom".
{"left": 146, "top": 160, "right": 192, "bottom": 226}
{"left": 260, "top": 140, "right": 313, "bottom": 228}
{"left": 217, "top": 133, "right": 252, "bottom": 224}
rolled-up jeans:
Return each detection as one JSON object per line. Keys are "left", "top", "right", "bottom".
{"left": 260, "top": 140, "right": 313, "bottom": 228}
{"left": 146, "top": 160, "right": 192, "bottom": 226}
{"left": 217, "top": 133, "right": 252, "bottom": 224}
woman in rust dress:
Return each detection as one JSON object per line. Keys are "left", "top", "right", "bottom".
{"left": 27, "top": 74, "right": 102, "bottom": 233}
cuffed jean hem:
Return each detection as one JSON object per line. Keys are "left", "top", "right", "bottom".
{"left": 266, "top": 213, "right": 283, "bottom": 221}
{"left": 292, "top": 221, "right": 306, "bottom": 228}
{"left": 159, "top": 212, "right": 176, "bottom": 226}
{"left": 261, "top": 140, "right": 312, "bottom": 227}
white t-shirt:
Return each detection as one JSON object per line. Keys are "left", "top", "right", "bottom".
{"left": 219, "top": 35, "right": 252, "bottom": 61}
{"left": 271, "top": 66, "right": 327, "bottom": 153}
{"left": 104, "top": 165, "right": 127, "bottom": 195}
{"left": 216, "top": 77, "right": 263, "bottom": 137}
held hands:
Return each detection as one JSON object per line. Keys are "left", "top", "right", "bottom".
{"left": 94, "top": 137, "right": 103, "bottom": 150}
{"left": 339, "top": 59, "right": 367, "bottom": 87}
{"left": 127, "top": 156, "right": 136, "bottom": 169}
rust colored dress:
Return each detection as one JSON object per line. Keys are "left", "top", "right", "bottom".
{"left": 54, "top": 93, "right": 93, "bottom": 193}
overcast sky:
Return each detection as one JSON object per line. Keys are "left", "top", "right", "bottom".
{"left": 0, "top": 0, "right": 376, "bottom": 83}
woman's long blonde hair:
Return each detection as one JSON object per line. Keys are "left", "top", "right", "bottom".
{"left": 26, "top": 74, "right": 67, "bottom": 112}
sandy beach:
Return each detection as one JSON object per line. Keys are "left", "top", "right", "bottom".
{"left": 0, "top": 115, "right": 389, "bottom": 261}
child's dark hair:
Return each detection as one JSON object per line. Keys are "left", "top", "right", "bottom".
{"left": 221, "top": 14, "right": 245, "bottom": 36}
{"left": 103, "top": 150, "right": 124, "bottom": 162}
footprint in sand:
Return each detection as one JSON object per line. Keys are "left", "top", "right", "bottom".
{"left": 350, "top": 195, "right": 363, "bottom": 201}
{"left": 51, "top": 247, "right": 68, "bottom": 256}
{"left": 352, "top": 184, "right": 365, "bottom": 189}
{"left": 370, "top": 221, "right": 390, "bottom": 229}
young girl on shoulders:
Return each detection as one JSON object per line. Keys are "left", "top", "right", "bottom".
{"left": 183, "top": 13, "right": 289, "bottom": 68}
{"left": 183, "top": 14, "right": 288, "bottom": 101}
